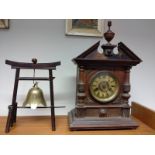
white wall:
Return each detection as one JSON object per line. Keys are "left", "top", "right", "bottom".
{"left": 0, "top": 19, "right": 154, "bottom": 116}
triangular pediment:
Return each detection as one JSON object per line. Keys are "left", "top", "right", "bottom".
{"left": 73, "top": 41, "right": 142, "bottom": 68}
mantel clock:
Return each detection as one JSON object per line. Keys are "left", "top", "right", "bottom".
{"left": 68, "top": 21, "right": 142, "bottom": 130}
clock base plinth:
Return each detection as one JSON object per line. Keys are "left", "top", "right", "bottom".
{"left": 68, "top": 109, "right": 139, "bottom": 130}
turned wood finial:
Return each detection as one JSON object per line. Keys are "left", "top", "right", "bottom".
{"left": 104, "top": 20, "right": 115, "bottom": 43}
{"left": 32, "top": 58, "right": 37, "bottom": 64}
{"left": 108, "top": 21, "right": 112, "bottom": 29}
{"left": 101, "top": 21, "right": 116, "bottom": 56}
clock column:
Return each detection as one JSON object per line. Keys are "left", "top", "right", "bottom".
{"left": 76, "top": 67, "right": 86, "bottom": 117}
{"left": 122, "top": 68, "right": 131, "bottom": 117}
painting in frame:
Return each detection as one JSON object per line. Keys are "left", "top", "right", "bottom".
{"left": 0, "top": 19, "right": 9, "bottom": 29}
{"left": 66, "top": 19, "right": 104, "bottom": 37}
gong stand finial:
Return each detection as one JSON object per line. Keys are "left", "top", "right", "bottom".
{"left": 32, "top": 58, "right": 37, "bottom": 64}
{"left": 101, "top": 20, "right": 117, "bottom": 56}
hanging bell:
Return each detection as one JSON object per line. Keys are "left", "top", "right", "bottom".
{"left": 23, "top": 82, "right": 47, "bottom": 109}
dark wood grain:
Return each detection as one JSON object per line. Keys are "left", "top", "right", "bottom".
{"left": 5, "top": 59, "right": 61, "bottom": 69}
{"left": 69, "top": 35, "right": 142, "bottom": 130}
{"left": 69, "top": 109, "right": 138, "bottom": 130}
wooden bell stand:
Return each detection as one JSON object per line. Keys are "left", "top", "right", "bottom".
{"left": 5, "top": 59, "right": 63, "bottom": 133}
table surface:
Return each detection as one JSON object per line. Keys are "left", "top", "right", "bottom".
{"left": 0, "top": 116, "right": 155, "bottom": 135}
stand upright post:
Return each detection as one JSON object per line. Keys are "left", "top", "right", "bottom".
{"left": 5, "top": 68, "right": 20, "bottom": 133}
{"left": 49, "top": 69, "right": 55, "bottom": 130}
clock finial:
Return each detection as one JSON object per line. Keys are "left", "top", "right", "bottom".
{"left": 104, "top": 21, "right": 115, "bottom": 43}
{"left": 108, "top": 20, "right": 112, "bottom": 27}
{"left": 101, "top": 20, "right": 116, "bottom": 56}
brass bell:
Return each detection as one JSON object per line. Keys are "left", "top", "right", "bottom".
{"left": 23, "top": 82, "right": 47, "bottom": 109}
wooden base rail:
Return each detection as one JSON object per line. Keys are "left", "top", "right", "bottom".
{"left": 131, "top": 102, "right": 155, "bottom": 130}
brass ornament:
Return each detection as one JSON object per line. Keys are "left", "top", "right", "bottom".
{"left": 89, "top": 72, "right": 119, "bottom": 103}
{"left": 23, "top": 60, "right": 47, "bottom": 109}
{"left": 23, "top": 82, "right": 47, "bottom": 109}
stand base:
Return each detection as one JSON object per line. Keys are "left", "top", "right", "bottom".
{"left": 68, "top": 109, "right": 139, "bottom": 130}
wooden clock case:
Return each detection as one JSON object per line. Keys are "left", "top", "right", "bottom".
{"left": 68, "top": 22, "right": 142, "bottom": 130}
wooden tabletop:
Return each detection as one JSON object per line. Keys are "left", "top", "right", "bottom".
{"left": 0, "top": 116, "right": 154, "bottom": 135}
{"left": 1, "top": 102, "right": 154, "bottom": 135}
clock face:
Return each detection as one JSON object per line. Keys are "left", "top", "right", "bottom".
{"left": 89, "top": 72, "right": 119, "bottom": 103}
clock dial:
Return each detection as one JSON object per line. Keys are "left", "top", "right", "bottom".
{"left": 90, "top": 72, "right": 119, "bottom": 103}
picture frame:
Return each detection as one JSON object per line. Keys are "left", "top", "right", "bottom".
{"left": 0, "top": 19, "right": 9, "bottom": 29}
{"left": 65, "top": 19, "right": 104, "bottom": 37}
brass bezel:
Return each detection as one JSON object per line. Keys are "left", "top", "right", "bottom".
{"left": 89, "top": 71, "right": 119, "bottom": 103}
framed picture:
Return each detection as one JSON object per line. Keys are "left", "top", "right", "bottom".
{"left": 0, "top": 19, "right": 9, "bottom": 29}
{"left": 65, "top": 19, "right": 104, "bottom": 37}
